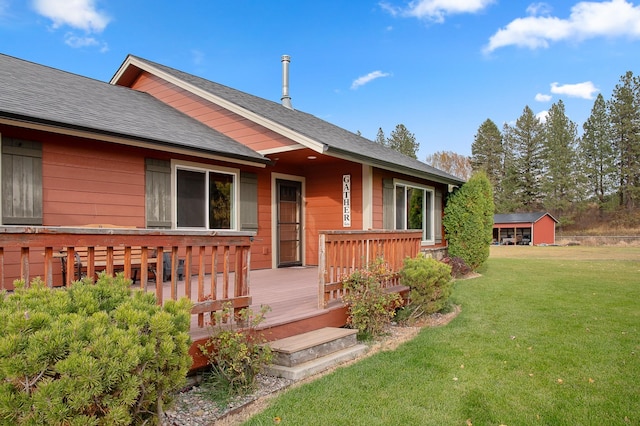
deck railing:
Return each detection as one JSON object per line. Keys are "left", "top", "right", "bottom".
{"left": 318, "top": 230, "right": 422, "bottom": 308}
{"left": 0, "top": 226, "right": 252, "bottom": 330}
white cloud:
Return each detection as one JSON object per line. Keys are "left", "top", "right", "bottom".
{"left": 484, "top": 0, "right": 640, "bottom": 53}
{"left": 351, "top": 71, "right": 391, "bottom": 89}
{"left": 526, "top": 2, "right": 553, "bottom": 16}
{"left": 191, "top": 49, "right": 205, "bottom": 66}
{"left": 380, "top": 0, "right": 495, "bottom": 23}
{"left": 535, "top": 93, "right": 552, "bottom": 102}
{"left": 33, "top": 0, "right": 110, "bottom": 32}
{"left": 550, "top": 81, "right": 599, "bottom": 99}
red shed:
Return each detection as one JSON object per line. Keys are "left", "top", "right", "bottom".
{"left": 493, "top": 212, "right": 558, "bottom": 245}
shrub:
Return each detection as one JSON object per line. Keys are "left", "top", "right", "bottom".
{"left": 443, "top": 171, "right": 494, "bottom": 270}
{"left": 442, "top": 256, "right": 472, "bottom": 278}
{"left": 400, "top": 254, "right": 453, "bottom": 316}
{"left": 198, "top": 304, "right": 272, "bottom": 398}
{"left": 342, "top": 259, "right": 403, "bottom": 340}
{"left": 0, "top": 273, "right": 193, "bottom": 425}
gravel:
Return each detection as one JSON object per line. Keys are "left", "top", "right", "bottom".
{"left": 162, "top": 374, "right": 294, "bottom": 425}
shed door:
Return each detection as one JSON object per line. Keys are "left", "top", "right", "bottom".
{"left": 276, "top": 179, "right": 302, "bottom": 267}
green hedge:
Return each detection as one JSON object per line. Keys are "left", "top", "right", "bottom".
{"left": 0, "top": 274, "right": 192, "bottom": 425}
{"left": 443, "top": 172, "right": 494, "bottom": 270}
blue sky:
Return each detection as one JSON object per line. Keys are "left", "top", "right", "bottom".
{"left": 1, "top": 1, "right": 639, "bottom": 159}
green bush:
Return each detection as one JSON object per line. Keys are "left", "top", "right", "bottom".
{"left": 198, "top": 304, "right": 272, "bottom": 398}
{"left": 342, "top": 259, "right": 403, "bottom": 340}
{"left": 443, "top": 172, "right": 494, "bottom": 270}
{"left": 0, "top": 273, "right": 193, "bottom": 425}
{"left": 400, "top": 254, "right": 453, "bottom": 317}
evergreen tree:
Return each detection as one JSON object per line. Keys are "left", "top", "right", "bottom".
{"left": 497, "top": 123, "right": 521, "bottom": 213}
{"left": 580, "top": 93, "right": 616, "bottom": 214}
{"left": 608, "top": 71, "right": 640, "bottom": 210}
{"left": 542, "top": 100, "right": 579, "bottom": 220}
{"left": 503, "top": 106, "right": 545, "bottom": 210}
{"left": 443, "top": 172, "right": 494, "bottom": 270}
{"left": 471, "top": 119, "right": 504, "bottom": 188}
{"left": 374, "top": 127, "right": 387, "bottom": 146}
{"left": 387, "top": 124, "right": 419, "bottom": 159}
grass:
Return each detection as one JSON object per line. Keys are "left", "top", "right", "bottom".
{"left": 244, "top": 246, "right": 640, "bottom": 425}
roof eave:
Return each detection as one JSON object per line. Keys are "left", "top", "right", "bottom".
{"left": 0, "top": 114, "right": 270, "bottom": 168}
{"left": 325, "top": 146, "right": 465, "bottom": 186}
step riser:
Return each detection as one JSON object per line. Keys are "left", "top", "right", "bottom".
{"left": 264, "top": 344, "right": 368, "bottom": 381}
{"left": 272, "top": 333, "right": 357, "bottom": 367}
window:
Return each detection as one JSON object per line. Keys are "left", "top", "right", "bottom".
{"left": 175, "top": 164, "right": 237, "bottom": 230}
{"left": 393, "top": 181, "right": 434, "bottom": 243}
{"left": 2, "top": 137, "right": 43, "bottom": 225}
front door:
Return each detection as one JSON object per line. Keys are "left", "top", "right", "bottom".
{"left": 276, "top": 179, "right": 302, "bottom": 267}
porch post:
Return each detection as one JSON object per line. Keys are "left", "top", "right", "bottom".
{"left": 318, "top": 232, "right": 327, "bottom": 309}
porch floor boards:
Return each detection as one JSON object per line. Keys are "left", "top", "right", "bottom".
{"left": 149, "top": 266, "right": 328, "bottom": 341}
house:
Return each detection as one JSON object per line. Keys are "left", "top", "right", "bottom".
{"left": 493, "top": 212, "right": 558, "bottom": 245}
{"left": 0, "top": 52, "right": 464, "bottom": 362}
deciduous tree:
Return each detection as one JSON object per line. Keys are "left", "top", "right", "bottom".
{"left": 425, "top": 150, "right": 472, "bottom": 180}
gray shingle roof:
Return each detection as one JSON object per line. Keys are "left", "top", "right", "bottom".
{"left": 124, "top": 55, "right": 465, "bottom": 186}
{"left": 494, "top": 212, "right": 558, "bottom": 224}
{"left": 0, "top": 53, "right": 268, "bottom": 164}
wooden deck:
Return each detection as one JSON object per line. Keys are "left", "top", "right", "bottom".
{"left": 152, "top": 266, "right": 343, "bottom": 343}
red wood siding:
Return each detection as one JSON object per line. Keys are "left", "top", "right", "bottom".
{"left": 303, "top": 161, "right": 363, "bottom": 265}
{"left": 40, "top": 134, "right": 145, "bottom": 227}
{"left": 533, "top": 215, "right": 556, "bottom": 245}
{"left": 130, "top": 72, "right": 298, "bottom": 153}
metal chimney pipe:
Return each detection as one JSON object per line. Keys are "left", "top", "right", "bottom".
{"left": 281, "top": 55, "right": 293, "bottom": 109}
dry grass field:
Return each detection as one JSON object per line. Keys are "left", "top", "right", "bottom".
{"left": 490, "top": 244, "right": 640, "bottom": 262}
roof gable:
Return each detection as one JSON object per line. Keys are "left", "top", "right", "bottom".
{"left": 0, "top": 53, "right": 268, "bottom": 166}
{"left": 112, "top": 55, "right": 465, "bottom": 186}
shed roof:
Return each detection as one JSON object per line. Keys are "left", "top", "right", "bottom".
{"left": 112, "top": 55, "right": 465, "bottom": 186}
{"left": 0, "top": 53, "right": 269, "bottom": 166}
{"left": 494, "top": 212, "right": 558, "bottom": 224}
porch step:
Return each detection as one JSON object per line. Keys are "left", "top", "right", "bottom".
{"left": 264, "top": 327, "right": 368, "bottom": 381}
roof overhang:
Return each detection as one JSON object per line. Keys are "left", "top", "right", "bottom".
{"left": 111, "top": 56, "right": 328, "bottom": 154}
{"left": 0, "top": 114, "right": 269, "bottom": 168}
{"left": 325, "top": 146, "right": 465, "bottom": 186}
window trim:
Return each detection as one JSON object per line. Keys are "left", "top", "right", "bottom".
{"left": 171, "top": 160, "right": 239, "bottom": 230}
{"left": 393, "top": 179, "right": 435, "bottom": 245}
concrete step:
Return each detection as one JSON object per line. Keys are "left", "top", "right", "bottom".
{"left": 263, "top": 344, "right": 368, "bottom": 381}
{"left": 268, "top": 327, "right": 359, "bottom": 367}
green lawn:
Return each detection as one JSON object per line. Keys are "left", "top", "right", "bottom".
{"left": 245, "top": 246, "right": 640, "bottom": 425}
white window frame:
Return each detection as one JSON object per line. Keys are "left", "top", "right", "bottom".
{"left": 393, "top": 179, "right": 435, "bottom": 245}
{"left": 171, "top": 160, "right": 239, "bottom": 230}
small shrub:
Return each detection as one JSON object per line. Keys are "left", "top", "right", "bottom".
{"left": 198, "top": 304, "right": 272, "bottom": 398}
{"left": 342, "top": 259, "right": 403, "bottom": 340}
{"left": 400, "top": 253, "right": 453, "bottom": 316}
{"left": 0, "top": 273, "right": 193, "bottom": 425}
{"left": 442, "top": 256, "right": 472, "bottom": 278}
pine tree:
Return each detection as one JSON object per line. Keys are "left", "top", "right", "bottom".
{"left": 542, "top": 100, "right": 579, "bottom": 220}
{"left": 471, "top": 119, "right": 504, "bottom": 187}
{"left": 580, "top": 93, "right": 616, "bottom": 214}
{"left": 387, "top": 124, "right": 419, "bottom": 159}
{"left": 503, "top": 106, "right": 545, "bottom": 210}
{"left": 608, "top": 71, "right": 640, "bottom": 210}
{"left": 374, "top": 127, "right": 387, "bottom": 146}
{"left": 497, "top": 123, "right": 521, "bottom": 213}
